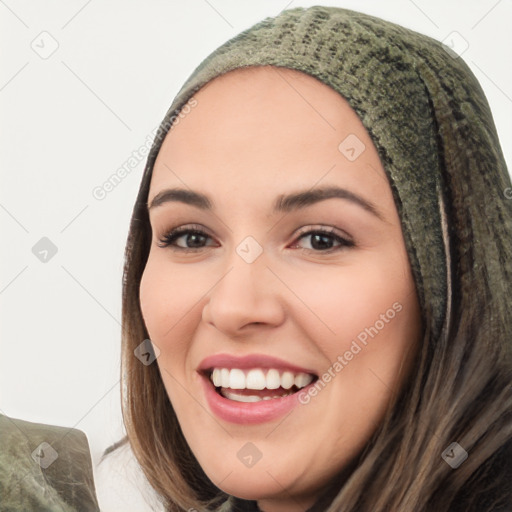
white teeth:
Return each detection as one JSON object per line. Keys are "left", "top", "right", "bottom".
{"left": 221, "top": 390, "right": 262, "bottom": 402}
{"left": 221, "top": 368, "right": 230, "bottom": 388}
{"left": 246, "top": 369, "right": 266, "bottom": 390}
{"left": 212, "top": 368, "right": 221, "bottom": 387}
{"left": 281, "top": 371, "right": 295, "bottom": 389}
{"left": 266, "top": 369, "right": 281, "bottom": 389}
{"left": 229, "top": 369, "right": 246, "bottom": 389}
{"left": 221, "top": 389, "right": 294, "bottom": 402}
{"left": 209, "top": 367, "right": 315, "bottom": 391}
{"left": 294, "top": 373, "right": 314, "bottom": 388}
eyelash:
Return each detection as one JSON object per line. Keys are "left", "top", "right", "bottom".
{"left": 156, "top": 224, "right": 355, "bottom": 254}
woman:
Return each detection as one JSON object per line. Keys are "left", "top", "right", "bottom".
{"left": 115, "top": 6, "right": 512, "bottom": 511}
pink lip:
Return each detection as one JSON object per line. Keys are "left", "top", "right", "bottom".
{"left": 197, "top": 353, "right": 317, "bottom": 375}
{"left": 197, "top": 353, "right": 318, "bottom": 425}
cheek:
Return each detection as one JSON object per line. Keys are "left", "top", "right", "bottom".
{"left": 139, "top": 254, "right": 202, "bottom": 341}
{"left": 287, "top": 247, "right": 420, "bottom": 408}
{"left": 139, "top": 256, "right": 199, "bottom": 404}
{"left": 292, "top": 255, "right": 414, "bottom": 349}
{"left": 139, "top": 261, "right": 170, "bottom": 341}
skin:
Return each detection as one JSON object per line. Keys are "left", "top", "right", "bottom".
{"left": 140, "top": 66, "right": 422, "bottom": 512}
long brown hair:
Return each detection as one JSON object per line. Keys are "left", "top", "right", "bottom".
{"left": 114, "top": 9, "right": 512, "bottom": 512}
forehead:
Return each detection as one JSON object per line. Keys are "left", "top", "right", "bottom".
{"left": 165, "top": 65, "right": 361, "bottom": 144}
{"left": 149, "top": 66, "right": 393, "bottom": 212}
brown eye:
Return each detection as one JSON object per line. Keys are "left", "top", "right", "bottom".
{"left": 291, "top": 227, "right": 354, "bottom": 253}
{"left": 157, "top": 226, "right": 216, "bottom": 251}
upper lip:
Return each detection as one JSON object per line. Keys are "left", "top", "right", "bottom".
{"left": 198, "top": 353, "right": 318, "bottom": 376}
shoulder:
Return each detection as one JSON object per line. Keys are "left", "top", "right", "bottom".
{"left": 94, "top": 439, "right": 166, "bottom": 512}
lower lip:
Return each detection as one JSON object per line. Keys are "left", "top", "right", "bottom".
{"left": 200, "top": 373, "right": 314, "bottom": 425}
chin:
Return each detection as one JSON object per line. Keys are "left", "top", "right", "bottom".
{"left": 215, "top": 476, "right": 288, "bottom": 502}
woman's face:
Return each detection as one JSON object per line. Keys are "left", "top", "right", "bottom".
{"left": 140, "top": 66, "right": 422, "bottom": 512}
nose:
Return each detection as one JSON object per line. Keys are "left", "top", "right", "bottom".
{"left": 201, "top": 249, "right": 286, "bottom": 336}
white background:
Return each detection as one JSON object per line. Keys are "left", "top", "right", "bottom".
{"left": 1, "top": 1, "right": 511, "bottom": 510}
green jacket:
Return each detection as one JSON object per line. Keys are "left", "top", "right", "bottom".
{"left": 0, "top": 414, "right": 100, "bottom": 512}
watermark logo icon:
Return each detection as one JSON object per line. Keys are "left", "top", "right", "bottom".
{"left": 441, "top": 31, "right": 469, "bottom": 59}
{"left": 134, "top": 338, "right": 160, "bottom": 365}
{"left": 32, "top": 237, "right": 58, "bottom": 263}
{"left": 338, "top": 134, "right": 366, "bottom": 162}
{"left": 236, "top": 236, "right": 263, "bottom": 264}
{"left": 31, "top": 442, "right": 59, "bottom": 468}
{"left": 31, "top": 31, "right": 59, "bottom": 59}
{"left": 442, "top": 442, "right": 468, "bottom": 469}
{"left": 237, "top": 442, "right": 262, "bottom": 468}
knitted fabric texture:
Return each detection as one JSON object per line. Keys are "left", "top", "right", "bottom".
{"left": 143, "top": 6, "right": 510, "bottom": 344}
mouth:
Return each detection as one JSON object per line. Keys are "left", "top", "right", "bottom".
{"left": 200, "top": 367, "right": 319, "bottom": 403}
{"left": 197, "top": 354, "right": 319, "bottom": 424}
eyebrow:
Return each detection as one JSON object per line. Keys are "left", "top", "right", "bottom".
{"left": 147, "top": 186, "right": 385, "bottom": 221}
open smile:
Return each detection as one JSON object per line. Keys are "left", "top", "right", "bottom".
{"left": 198, "top": 353, "right": 319, "bottom": 424}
